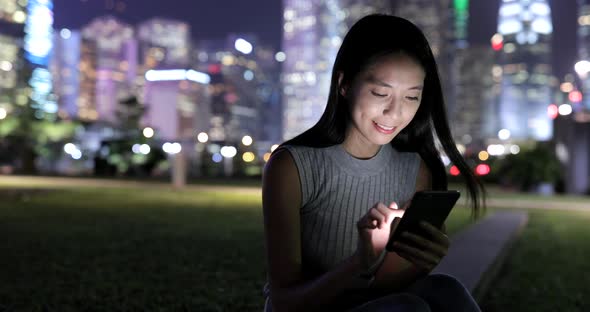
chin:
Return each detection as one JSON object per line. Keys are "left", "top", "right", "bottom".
{"left": 367, "top": 133, "right": 396, "bottom": 146}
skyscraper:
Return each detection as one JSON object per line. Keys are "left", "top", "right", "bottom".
{"left": 551, "top": 0, "right": 590, "bottom": 194}
{"left": 0, "top": 0, "right": 26, "bottom": 114}
{"left": 281, "top": 0, "right": 392, "bottom": 140}
{"left": 81, "top": 16, "right": 137, "bottom": 123}
{"left": 195, "top": 35, "right": 281, "bottom": 145}
{"left": 50, "top": 29, "right": 81, "bottom": 119}
{"left": 137, "top": 18, "right": 202, "bottom": 141}
{"left": 577, "top": 0, "right": 590, "bottom": 111}
{"left": 452, "top": 45, "right": 495, "bottom": 146}
{"left": 394, "top": 0, "right": 453, "bottom": 114}
{"left": 137, "top": 18, "right": 191, "bottom": 70}
{"left": 494, "top": 0, "right": 554, "bottom": 141}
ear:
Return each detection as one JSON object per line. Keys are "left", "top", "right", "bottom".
{"left": 337, "top": 71, "right": 348, "bottom": 97}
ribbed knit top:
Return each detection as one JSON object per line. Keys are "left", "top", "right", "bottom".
{"left": 280, "top": 143, "right": 421, "bottom": 278}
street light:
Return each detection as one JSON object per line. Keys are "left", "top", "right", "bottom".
{"left": 235, "top": 38, "right": 253, "bottom": 54}
{"left": 220, "top": 146, "right": 237, "bottom": 177}
{"left": 575, "top": 60, "right": 590, "bottom": 79}
{"left": 197, "top": 132, "right": 209, "bottom": 143}
{"left": 143, "top": 127, "right": 154, "bottom": 138}
{"left": 242, "top": 135, "right": 253, "bottom": 146}
{"left": 163, "top": 142, "right": 182, "bottom": 154}
{"left": 242, "top": 152, "right": 255, "bottom": 162}
{"left": 559, "top": 104, "right": 573, "bottom": 116}
{"left": 220, "top": 146, "right": 237, "bottom": 158}
{"left": 498, "top": 129, "right": 511, "bottom": 140}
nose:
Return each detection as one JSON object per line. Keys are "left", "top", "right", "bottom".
{"left": 382, "top": 96, "right": 402, "bottom": 121}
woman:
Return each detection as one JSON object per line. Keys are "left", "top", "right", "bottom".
{"left": 262, "top": 14, "right": 485, "bottom": 312}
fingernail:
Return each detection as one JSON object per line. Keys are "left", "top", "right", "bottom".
{"left": 390, "top": 202, "right": 398, "bottom": 209}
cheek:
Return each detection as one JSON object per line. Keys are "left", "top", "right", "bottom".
{"left": 352, "top": 97, "right": 378, "bottom": 119}
{"left": 402, "top": 105, "right": 420, "bottom": 125}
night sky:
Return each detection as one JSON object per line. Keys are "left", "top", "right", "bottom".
{"left": 52, "top": 0, "right": 577, "bottom": 79}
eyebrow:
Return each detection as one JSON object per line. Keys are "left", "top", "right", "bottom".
{"left": 366, "top": 76, "right": 423, "bottom": 91}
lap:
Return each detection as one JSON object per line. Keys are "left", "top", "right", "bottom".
{"left": 263, "top": 274, "right": 479, "bottom": 312}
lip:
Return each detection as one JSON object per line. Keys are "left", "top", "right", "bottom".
{"left": 373, "top": 121, "right": 396, "bottom": 134}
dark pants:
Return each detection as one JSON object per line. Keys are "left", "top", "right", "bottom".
{"left": 346, "top": 274, "right": 481, "bottom": 312}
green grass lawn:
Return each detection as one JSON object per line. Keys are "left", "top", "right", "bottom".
{"left": 480, "top": 208, "right": 590, "bottom": 312}
{"left": 0, "top": 178, "right": 478, "bottom": 312}
{"left": 0, "top": 186, "right": 266, "bottom": 311}
{"left": 1, "top": 177, "right": 589, "bottom": 311}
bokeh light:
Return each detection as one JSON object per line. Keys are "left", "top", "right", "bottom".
{"left": 242, "top": 152, "right": 255, "bottom": 162}
{"left": 559, "top": 104, "right": 572, "bottom": 116}
{"left": 547, "top": 104, "right": 559, "bottom": 119}
{"left": 475, "top": 164, "right": 491, "bottom": 176}
{"left": 197, "top": 132, "right": 209, "bottom": 143}
{"left": 220, "top": 146, "right": 237, "bottom": 158}
{"left": 242, "top": 135, "right": 253, "bottom": 146}
{"left": 143, "top": 127, "right": 154, "bottom": 138}
{"left": 478, "top": 151, "right": 490, "bottom": 161}
{"left": 498, "top": 129, "right": 511, "bottom": 140}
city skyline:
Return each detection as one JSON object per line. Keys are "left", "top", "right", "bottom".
{"left": 52, "top": 0, "right": 577, "bottom": 78}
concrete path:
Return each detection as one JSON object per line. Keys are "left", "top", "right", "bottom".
{"left": 433, "top": 211, "right": 529, "bottom": 300}
{"left": 487, "top": 198, "right": 590, "bottom": 211}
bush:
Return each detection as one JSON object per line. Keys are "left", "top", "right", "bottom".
{"left": 495, "top": 143, "right": 561, "bottom": 192}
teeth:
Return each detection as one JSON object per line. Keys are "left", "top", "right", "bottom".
{"left": 375, "top": 122, "right": 394, "bottom": 131}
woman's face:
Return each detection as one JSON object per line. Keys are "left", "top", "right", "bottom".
{"left": 342, "top": 53, "right": 425, "bottom": 150}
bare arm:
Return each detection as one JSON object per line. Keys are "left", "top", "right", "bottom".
{"left": 262, "top": 149, "right": 366, "bottom": 312}
{"left": 372, "top": 157, "right": 437, "bottom": 291}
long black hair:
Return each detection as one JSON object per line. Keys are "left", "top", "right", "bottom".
{"left": 277, "top": 14, "right": 485, "bottom": 216}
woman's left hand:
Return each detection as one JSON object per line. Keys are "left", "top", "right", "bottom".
{"left": 390, "top": 221, "right": 450, "bottom": 272}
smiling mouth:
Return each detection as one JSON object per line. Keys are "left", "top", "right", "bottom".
{"left": 373, "top": 121, "right": 395, "bottom": 131}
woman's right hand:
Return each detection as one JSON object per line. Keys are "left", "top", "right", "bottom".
{"left": 355, "top": 202, "right": 405, "bottom": 272}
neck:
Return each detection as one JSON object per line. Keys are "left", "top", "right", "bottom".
{"left": 341, "top": 133, "right": 381, "bottom": 159}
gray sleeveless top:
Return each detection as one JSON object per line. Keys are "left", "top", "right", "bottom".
{"left": 280, "top": 143, "right": 421, "bottom": 278}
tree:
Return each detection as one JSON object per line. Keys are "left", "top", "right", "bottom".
{"left": 496, "top": 142, "right": 561, "bottom": 192}
{"left": 1, "top": 68, "right": 77, "bottom": 173}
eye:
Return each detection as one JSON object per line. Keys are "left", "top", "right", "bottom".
{"left": 406, "top": 96, "right": 420, "bottom": 101}
{"left": 371, "top": 91, "right": 388, "bottom": 97}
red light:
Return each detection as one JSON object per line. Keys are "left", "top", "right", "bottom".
{"left": 547, "top": 104, "right": 558, "bottom": 119}
{"left": 475, "top": 164, "right": 491, "bottom": 176}
{"left": 569, "top": 90, "right": 583, "bottom": 103}
{"left": 208, "top": 64, "right": 221, "bottom": 74}
{"left": 492, "top": 42, "right": 503, "bottom": 51}
{"left": 450, "top": 165, "right": 460, "bottom": 176}
{"left": 491, "top": 34, "right": 503, "bottom": 51}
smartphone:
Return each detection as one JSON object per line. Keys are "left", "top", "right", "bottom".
{"left": 386, "top": 190, "right": 460, "bottom": 252}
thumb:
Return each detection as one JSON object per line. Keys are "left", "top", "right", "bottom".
{"left": 389, "top": 202, "right": 405, "bottom": 219}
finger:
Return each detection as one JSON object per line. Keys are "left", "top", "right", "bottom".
{"left": 368, "top": 207, "right": 386, "bottom": 229}
{"left": 375, "top": 203, "right": 394, "bottom": 224}
{"left": 419, "top": 222, "right": 450, "bottom": 247}
{"left": 401, "top": 232, "right": 447, "bottom": 258}
{"left": 358, "top": 207, "right": 386, "bottom": 229}
{"left": 387, "top": 202, "right": 405, "bottom": 219}
{"left": 391, "top": 241, "right": 439, "bottom": 266}
{"left": 357, "top": 214, "right": 378, "bottom": 230}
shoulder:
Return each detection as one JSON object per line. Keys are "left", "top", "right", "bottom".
{"left": 264, "top": 147, "right": 299, "bottom": 183}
